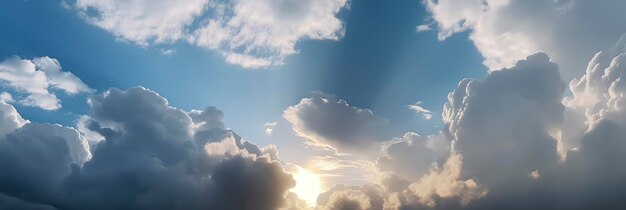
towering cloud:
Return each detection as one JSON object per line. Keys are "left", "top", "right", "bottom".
{"left": 377, "top": 35, "right": 626, "bottom": 210}
{"left": 443, "top": 52, "right": 565, "bottom": 186}
{"left": 0, "top": 87, "right": 295, "bottom": 210}
{"left": 73, "top": 0, "right": 348, "bottom": 68}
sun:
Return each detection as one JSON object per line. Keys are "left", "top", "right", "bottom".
{"left": 290, "top": 166, "right": 323, "bottom": 206}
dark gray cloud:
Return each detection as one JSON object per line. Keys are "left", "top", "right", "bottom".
{"left": 0, "top": 87, "right": 294, "bottom": 210}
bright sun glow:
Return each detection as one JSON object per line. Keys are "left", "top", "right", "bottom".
{"left": 291, "top": 166, "right": 323, "bottom": 206}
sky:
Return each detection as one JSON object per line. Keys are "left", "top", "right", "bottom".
{"left": 1, "top": 0, "right": 626, "bottom": 210}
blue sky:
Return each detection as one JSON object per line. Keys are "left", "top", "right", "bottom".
{"left": 1, "top": 0, "right": 484, "bottom": 144}
{"left": 2, "top": 0, "right": 626, "bottom": 209}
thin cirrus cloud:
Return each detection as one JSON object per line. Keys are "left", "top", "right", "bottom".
{"left": 72, "top": 0, "right": 349, "bottom": 68}
{"left": 0, "top": 56, "right": 92, "bottom": 110}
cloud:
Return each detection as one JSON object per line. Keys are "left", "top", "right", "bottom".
{"left": 416, "top": 24, "right": 432, "bottom": 32}
{"left": 74, "top": 0, "right": 349, "bottom": 68}
{"left": 379, "top": 37, "right": 626, "bottom": 209}
{"left": 377, "top": 132, "right": 449, "bottom": 181}
{"left": 0, "top": 56, "right": 92, "bottom": 110}
{"left": 365, "top": 52, "right": 570, "bottom": 209}
{"left": 74, "top": 0, "right": 207, "bottom": 45}
{"left": 265, "top": 121, "right": 278, "bottom": 135}
{"left": 316, "top": 185, "right": 385, "bottom": 210}
{"left": 0, "top": 92, "right": 14, "bottom": 103}
{"left": 0, "top": 87, "right": 296, "bottom": 210}
{"left": 443, "top": 52, "right": 565, "bottom": 186}
{"left": 0, "top": 101, "right": 28, "bottom": 137}
{"left": 284, "top": 92, "right": 390, "bottom": 156}
{"left": 407, "top": 101, "right": 433, "bottom": 120}
{"left": 423, "top": 0, "right": 626, "bottom": 79}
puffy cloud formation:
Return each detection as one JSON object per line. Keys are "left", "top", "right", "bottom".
{"left": 284, "top": 92, "right": 389, "bottom": 155}
{"left": 423, "top": 0, "right": 626, "bottom": 79}
{"left": 74, "top": 0, "right": 348, "bottom": 68}
{"left": 371, "top": 53, "right": 565, "bottom": 209}
{"left": 75, "top": 0, "right": 207, "bottom": 45}
{"left": 372, "top": 37, "right": 626, "bottom": 209}
{"left": 0, "top": 101, "right": 28, "bottom": 137}
{"left": 0, "top": 87, "right": 296, "bottom": 210}
{"left": 0, "top": 56, "right": 92, "bottom": 110}
{"left": 443, "top": 52, "right": 565, "bottom": 186}
{"left": 316, "top": 185, "right": 385, "bottom": 210}
{"left": 377, "top": 132, "right": 449, "bottom": 181}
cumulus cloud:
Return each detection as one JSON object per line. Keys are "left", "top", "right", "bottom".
{"left": 316, "top": 185, "right": 385, "bottom": 210}
{"left": 284, "top": 92, "right": 390, "bottom": 155}
{"left": 377, "top": 132, "right": 449, "bottom": 181}
{"left": 423, "top": 0, "right": 626, "bottom": 79}
{"left": 74, "top": 0, "right": 348, "bottom": 68}
{"left": 443, "top": 52, "right": 565, "bottom": 186}
{"left": 376, "top": 37, "right": 626, "bottom": 209}
{"left": 74, "top": 0, "right": 207, "bottom": 45}
{"left": 0, "top": 101, "right": 28, "bottom": 137}
{"left": 0, "top": 56, "right": 92, "bottom": 110}
{"left": 0, "top": 87, "right": 297, "bottom": 210}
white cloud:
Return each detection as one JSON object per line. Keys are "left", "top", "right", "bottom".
{"left": 74, "top": 0, "right": 349, "bottom": 68}
{"left": 0, "top": 56, "right": 92, "bottom": 110}
{"left": 423, "top": 0, "right": 626, "bottom": 79}
{"left": 264, "top": 121, "right": 278, "bottom": 135}
{"left": 0, "top": 92, "right": 14, "bottom": 103}
{"left": 416, "top": 24, "right": 432, "bottom": 32}
{"left": 559, "top": 33, "right": 626, "bottom": 157}
{"left": 407, "top": 101, "right": 433, "bottom": 120}
{"left": 160, "top": 49, "right": 176, "bottom": 56}
{"left": 0, "top": 101, "right": 28, "bottom": 137}
{"left": 75, "top": 0, "right": 208, "bottom": 45}
{"left": 190, "top": 0, "right": 348, "bottom": 68}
